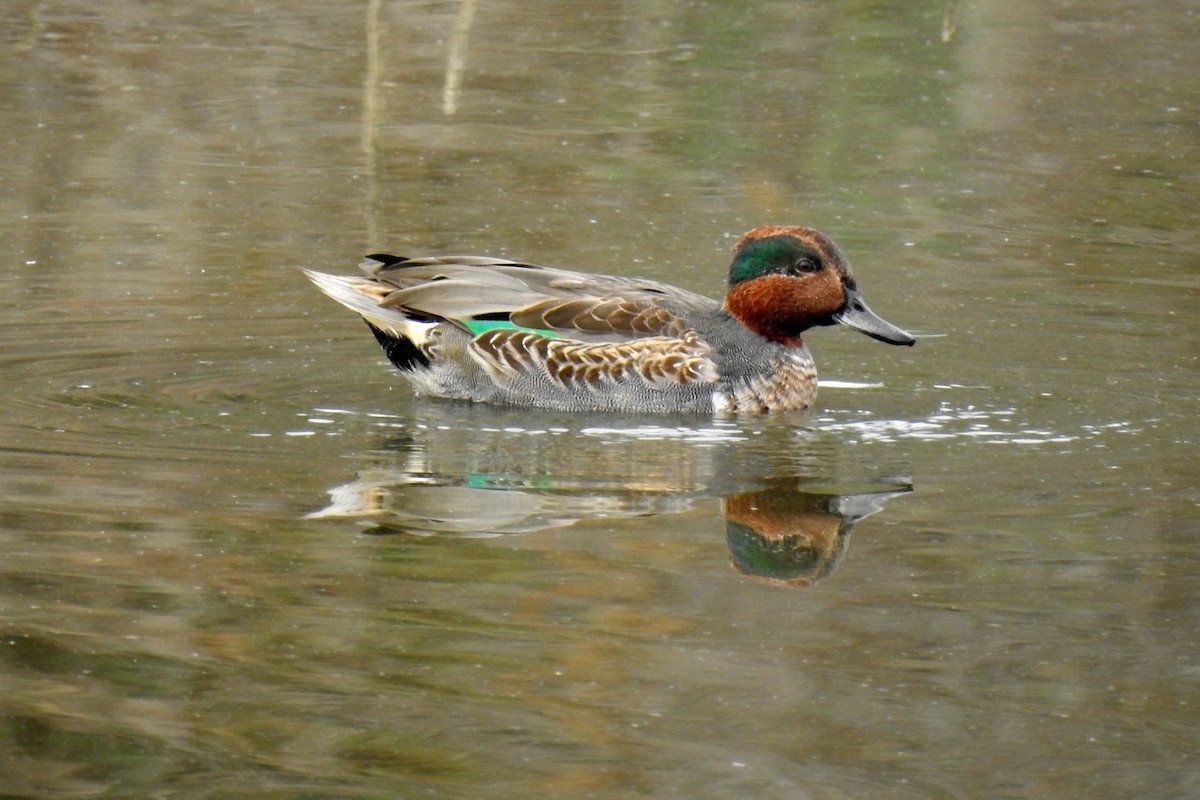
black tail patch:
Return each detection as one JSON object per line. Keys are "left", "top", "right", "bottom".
{"left": 364, "top": 253, "right": 409, "bottom": 267}
{"left": 366, "top": 322, "right": 430, "bottom": 371}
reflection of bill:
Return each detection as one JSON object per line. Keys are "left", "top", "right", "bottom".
{"left": 724, "top": 486, "right": 910, "bottom": 587}
{"left": 308, "top": 468, "right": 909, "bottom": 589}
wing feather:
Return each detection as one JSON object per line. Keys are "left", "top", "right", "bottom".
{"left": 470, "top": 329, "right": 718, "bottom": 391}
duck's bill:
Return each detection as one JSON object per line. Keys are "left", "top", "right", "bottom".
{"left": 834, "top": 288, "right": 916, "bottom": 346}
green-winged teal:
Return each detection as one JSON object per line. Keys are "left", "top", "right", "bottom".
{"left": 303, "top": 225, "right": 914, "bottom": 413}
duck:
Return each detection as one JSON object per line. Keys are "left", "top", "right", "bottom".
{"left": 302, "top": 225, "right": 914, "bottom": 413}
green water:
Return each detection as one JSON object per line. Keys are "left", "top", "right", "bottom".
{"left": 1, "top": 1, "right": 1196, "bottom": 797}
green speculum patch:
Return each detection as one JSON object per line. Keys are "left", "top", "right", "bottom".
{"left": 462, "top": 317, "right": 559, "bottom": 338}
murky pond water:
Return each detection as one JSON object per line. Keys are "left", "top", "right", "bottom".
{"left": 2, "top": 1, "right": 1197, "bottom": 797}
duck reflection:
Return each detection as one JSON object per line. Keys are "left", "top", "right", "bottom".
{"left": 307, "top": 411, "right": 910, "bottom": 587}
{"left": 722, "top": 484, "right": 909, "bottom": 587}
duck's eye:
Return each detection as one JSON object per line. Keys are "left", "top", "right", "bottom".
{"left": 792, "top": 257, "right": 819, "bottom": 274}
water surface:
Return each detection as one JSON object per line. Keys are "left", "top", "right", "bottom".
{"left": 1, "top": 1, "right": 1197, "bottom": 797}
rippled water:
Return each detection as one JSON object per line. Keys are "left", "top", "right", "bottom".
{"left": 2, "top": 1, "right": 1198, "bottom": 798}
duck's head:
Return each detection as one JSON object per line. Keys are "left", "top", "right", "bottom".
{"left": 723, "top": 225, "right": 915, "bottom": 348}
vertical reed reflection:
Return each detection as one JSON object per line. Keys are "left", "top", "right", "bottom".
{"left": 363, "top": 0, "right": 383, "bottom": 245}
{"left": 443, "top": 0, "right": 478, "bottom": 115}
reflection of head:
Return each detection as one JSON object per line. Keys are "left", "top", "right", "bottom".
{"left": 722, "top": 486, "right": 909, "bottom": 587}
{"left": 723, "top": 491, "right": 848, "bottom": 587}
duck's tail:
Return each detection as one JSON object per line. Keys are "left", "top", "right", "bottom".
{"left": 302, "top": 268, "right": 435, "bottom": 371}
